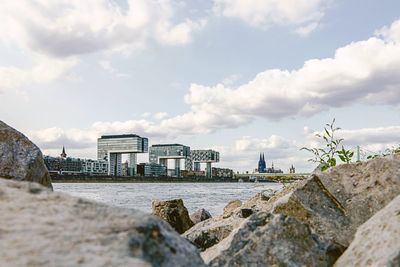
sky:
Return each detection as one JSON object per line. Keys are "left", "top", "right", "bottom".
{"left": 0, "top": 0, "right": 399, "bottom": 173}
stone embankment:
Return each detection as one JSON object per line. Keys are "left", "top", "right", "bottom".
{"left": 0, "top": 178, "right": 206, "bottom": 267}
{"left": 0, "top": 120, "right": 399, "bottom": 266}
{"left": 181, "top": 153, "right": 400, "bottom": 266}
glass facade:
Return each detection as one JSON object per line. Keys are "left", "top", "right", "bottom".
{"left": 97, "top": 134, "right": 148, "bottom": 160}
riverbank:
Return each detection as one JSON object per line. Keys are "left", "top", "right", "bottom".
{"left": 51, "top": 175, "right": 243, "bottom": 183}
{"left": 51, "top": 174, "right": 304, "bottom": 183}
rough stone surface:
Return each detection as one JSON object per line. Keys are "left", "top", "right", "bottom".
{"left": 270, "top": 154, "right": 400, "bottom": 247}
{"left": 260, "top": 188, "right": 277, "bottom": 201}
{"left": 0, "top": 120, "right": 52, "bottom": 189}
{"left": 335, "top": 195, "right": 400, "bottom": 267}
{"left": 182, "top": 215, "right": 244, "bottom": 251}
{"left": 203, "top": 212, "right": 344, "bottom": 267}
{"left": 190, "top": 209, "right": 212, "bottom": 225}
{"left": 0, "top": 178, "right": 206, "bottom": 267}
{"left": 222, "top": 199, "right": 242, "bottom": 218}
{"left": 152, "top": 199, "right": 194, "bottom": 234}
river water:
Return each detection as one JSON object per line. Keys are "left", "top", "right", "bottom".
{"left": 54, "top": 182, "right": 282, "bottom": 216}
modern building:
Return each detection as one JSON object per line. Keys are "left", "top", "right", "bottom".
{"left": 81, "top": 159, "right": 108, "bottom": 175}
{"left": 191, "top": 149, "right": 220, "bottom": 178}
{"left": 211, "top": 167, "right": 233, "bottom": 178}
{"left": 137, "top": 163, "right": 167, "bottom": 177}
{"left": 149, "top": 144, "right": 191, "bottom": 177}
{"left": 97, "top": 134, "right": 148, "bottom": 176}
{"left": 44, "top": 156, "right": 83, "bottom": 175}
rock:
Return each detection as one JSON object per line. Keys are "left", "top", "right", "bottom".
{"left": 203, "top": 212, "right": 344, "bottom": 267}
{"left": 184, "top": 191, "right": 275, "bottom": 251}
{"left": 222, "top": 199, "right": 242, "bottom": 218}
{"left": 182, "top": 215, "right": 244, "bottom": 251}
{"left": 335, "top": 195, "right": 400, "bottom": 267}
{"left": 152, "top": 199, "right": 194, "bottom": 234}
{"left": 260, "top": 188, "right": 277, "bottom": 201}
{"left": 0, "top": 120, "right": 52, "bottom": 189}
{"left": 238, "top": 208, "right": 253, "bottom": 218}
{"left": 0, "top": 178, "right": 206, "bottom": 267}
{"left": 270, "top": 154, "right": 400, "bottom": 247}
{"left": 190, "top": 209, "right": 212, "bottom": 225}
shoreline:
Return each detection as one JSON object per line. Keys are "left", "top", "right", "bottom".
{"left": 50, "top": 175, "right": 296, "bottom": 183}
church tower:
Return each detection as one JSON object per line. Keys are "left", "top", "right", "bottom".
{"left": 60, "top": 146, "right": 67, "bottom": 158}
{"left": 258, "top": 153, "right": 266, "bottom": 173}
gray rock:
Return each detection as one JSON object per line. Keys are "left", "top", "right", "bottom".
{"left": 182, "top": 215, "right": 244, "bottom": 251}
{"left": 190, "top": 209, "right": 212, "bottom": 225}
{"left": 260, "top": 188, "right": 277, "bottom": 201}
{"left": 335, "top": 195, "right": 400, "bottom": 267}
{"left": 0, "top": 120, "right": 52, "bottom": 189}
{"left": 222, "top": 199, "right": 242, "bottom": 218}
{"left": 203, "top": 212, "right": 344, "bottom": 267}
{"left": 0, "top": 178, "right": 206, "bottom": 267}
{"left": 270, "top": 154, "right": 400, "bottom": 247}
{"left": 152, "top": 199, "right": 194, "bottom": 234}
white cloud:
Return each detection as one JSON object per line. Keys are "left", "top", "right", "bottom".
{"left": 0, "top": 55, "right": 77, "bottom": 91}
{"left": 209, "top": 135, "right": 307, "bottom": 172}
{"left": 295, "top": 22, "right": 321, "bottom": 37}
{"left": 0, "top": 0, "right": 205, "bottom": 90}
{"left": 183, "top": 19, "right": 400, "bottom": 124}
{"left": 0, "top": 0, "right": 206, "bottom": 58}
{"left": 222, "top": 74, "right": 241, "bottom": 86}
{"left": 213, "top": 0, "right": 329, "bottom": 34}
{"left": 153, "top": 112, "right": 169, "bottom": 120}
{"left": 98, "top": 60, "right": 129, "bottom": 77}
{"left": 304, "top": 125, "right": 400, "bottom": 160}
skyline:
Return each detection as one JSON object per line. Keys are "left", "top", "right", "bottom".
{"left": 1, "top": 0, "right": 399, "bottom": 172}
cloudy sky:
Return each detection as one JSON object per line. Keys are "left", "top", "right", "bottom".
{"left": 1, "top": 0, "right": 399, "bottom": 172}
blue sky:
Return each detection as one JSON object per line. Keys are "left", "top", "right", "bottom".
{"left": 0, "top": 0, "right": 399, "bottom": 172}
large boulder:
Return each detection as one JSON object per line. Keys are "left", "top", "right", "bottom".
{"left": 203, "top": 212, "right": 344, "bottom": 267}
{"left": 152, "top": 199, "right": 194, "bottom": 234}
{"left": 0, "top": 178, "right": 206, "bottom": 267}
{"left": 270, "top": 154, "right": 400, "bottom": 247}
{"left": 190, "top": 209, "right": 212, "bottom": 225}
{"left": 335, "top": 195, "right": 400, "bottom": 266}
{"left": 0, "top": 120, "right": 52, "bottom": 189}
{"left": 183, "top": 190, "right": 276, "bottom": 251}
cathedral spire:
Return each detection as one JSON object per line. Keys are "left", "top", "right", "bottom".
{"left": 60, "top": 146, "right": 67, "bottom": 158}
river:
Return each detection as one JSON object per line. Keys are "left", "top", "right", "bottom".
{"left": 54, "top": 182, "right": 282, "bottom": 216}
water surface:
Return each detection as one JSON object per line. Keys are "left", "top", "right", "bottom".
{"left": 54, "top": 182, "right": 282, "bottom": 216}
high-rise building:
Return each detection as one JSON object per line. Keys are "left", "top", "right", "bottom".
{"left": 191, "top": 149, "right": 220, "bottom": 178}
{"left": 97, "top": 134, "right": 148, "bottom": 176}
{"left": 149, "top": 144, "right": 191, "bottom": 177}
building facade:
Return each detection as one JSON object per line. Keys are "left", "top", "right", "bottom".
{"left": 81, "top": 159, "right": 108, "bottom": 175}
{"left": 191, "top": 149, "right": 220, "bottom": 178}
{"left": 149, "top": 144, "right": 191, "bottom": 177}
{"left": 97, "top": 134, "right": 148, "bottom": 176}
{"left": 137, "top": 163, "right": 167, "bottom": 177}
{"left": 44, "top": 156, "right": 83, "bottom": 175}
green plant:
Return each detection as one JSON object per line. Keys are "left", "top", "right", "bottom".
{"left": 367, "top": 144, "right": 400, "bottom": 159}
{"left": 301, "top": 119, "right": 354, "bottom": 171}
